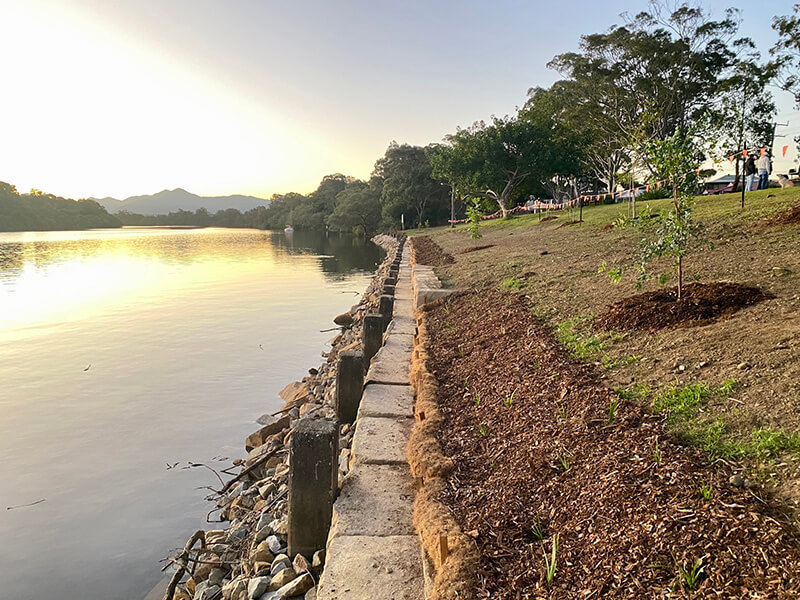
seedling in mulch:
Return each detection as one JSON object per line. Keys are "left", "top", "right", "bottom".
{"left": 678, "top": 557, "right": 705, "bottom": 590}
{"left": 608, "top": 397, "right": 620, "bottom": 424}
{"left": 699, "top": 481, "right": 713, "bottom": 500}
{"left": 443, "top": 322, "right": 456, "bottom": 332}
{"left": 457, "top": 344, "right": 466, "bottom": 357}
{"left": 557, "top": 453, "right": 571, "bottom": 472}
{"left": 474, "top": 390, "right": 482, "bottom": 407}
{"left": 542, "top": 533, "right": 560, "bottom": 585}
{"left": 650, "top": 438, "right": 662, "bottom": 465}
{"left": 531, "top": 516, "right": 545, "bottom": 541}
{"left": 479, "top": 423, "right": 490, "bottom": 437}
{"left": 503, "top": 389, "right": 516, "bottom": 407}
{"left": 557, "top": 404, "right": 569, "bottom": 420}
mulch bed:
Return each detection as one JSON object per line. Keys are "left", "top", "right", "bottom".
{"left": 761, "top": 205, "right": 800, "bottom": 227}
{"left": 458, "top": 244, "right": 495, "bottom": 254}
{"left": 596, "top": 282, "right": 771, "bottom": 331}
{"left": 540, "top": 216, "right": 559, "bottom": 222}
{"left": 412, "top": 236, "right": 455, "bottom": 266}
{"left": 425, "top": 290, "right": 800, "bottom": 599}
{"left": 557, "top": 220, "right": 582, "bottom": 228}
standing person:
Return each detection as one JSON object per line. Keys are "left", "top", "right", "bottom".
{"left": 756, "top": 150, "right": 772, "bottom": 190}
{"left": 744, "top": 154, "right": 758, "bottom": 191}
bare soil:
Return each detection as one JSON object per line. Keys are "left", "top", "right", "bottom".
{"left": 418, "top": 189, "right": 800, "bottom": 508}
{"left": 596, "top": 282, "right": 771, "bottom": 331}
{"left": 411, "top": 235, "right": 454, "bottom": 266}
{"left": 424, "top": 291, "right": 800, "bottom": 599}
{"left": 762, "top": 204, "right": 800, "bottom": 226}
{"left": 458, "top": 244, "right": 495, "bottom": 254}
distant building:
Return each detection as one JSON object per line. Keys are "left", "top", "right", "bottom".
{"left": 704, "top": 175, "right": 736, "bottom": 194}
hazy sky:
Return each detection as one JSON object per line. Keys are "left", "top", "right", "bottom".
{"left": 2, "top": 0, "right": 798, "bottom": 200}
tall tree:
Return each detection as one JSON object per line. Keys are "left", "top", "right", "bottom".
{"left": 771, "top": 4, "right": 800, "bottom": 106}
{"left": 431, "top": 116, "right": 548, "bottom": 218}
{"left": 711, "top": 54, "right": 776, "bottom": 190}
{"left": 326, "top": 181, "right": 382, "bottom": 237}
{"left": 372, "top": 143, "right": 449, "bottom": 228}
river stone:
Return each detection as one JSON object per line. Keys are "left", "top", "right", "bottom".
{"left": 252, "top": 541, "right": 275, "bottom": 564}
{"left": 222, "top": 577, "right": 247, "bottom": 600}
{"left": 269, "top": 517, "right": 288, "bottom": 535}
{"left": 269, "top": 567, "right": 296, "bottom": 590}
{"left": 266, "top": 535, "right": 284, "bottom": 554}
{"left": 257, "top": 511, "right": 274, "bottom": 532}
{"left": 333, "top": 312, "right": 353, "bottom": 327}
{"left": 276, "top": 573, "right": 314, "bottom": 598}
{"left": 246, "top": 416, "right": 292, "bottom": 452}
{"left": 209, "top": 568, "right": 226, "bottom": 586}
{"left": 248, "top": 576, "right": 271, "bottom": 599}
{"left": 270, "top": 555, "right": 291, "bottom": 575}
{"left": 304, "top": 587, "right": 316, "bottom": 600}
{"left": 312, "top": 550, "right": 325, "bottom": 569}
{"left": 196, "top": 584, "right": 221, "bottom": 600}
{"left": 293, "top": 554, "right": 311, "bottom": 574}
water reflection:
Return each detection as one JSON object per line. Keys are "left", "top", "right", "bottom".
{"left": 0, "top": 227, "right": 380, "bottom": 600}
{"left": 0, "top": 228, "right": 383, "bottom": 276}
{"left": 268, "top": 230, "right": 384, "bottom": 279}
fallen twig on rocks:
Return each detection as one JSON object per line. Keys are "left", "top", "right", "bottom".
{"left": 218, "top": 447, "right": 283, "bottom": 495}
{"left": 162, "top": 529, "right": 206, "bottom": 600}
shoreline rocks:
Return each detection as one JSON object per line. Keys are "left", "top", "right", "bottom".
{"left": 160, "top": 234, "right": 400, "bottom": 600}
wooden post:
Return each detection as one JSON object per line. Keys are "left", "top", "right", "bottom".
{"left": 288, "top": 419, "right": 338, "bottom": 558}
{"left": 362, "top": 314, "right": 383, "bottom": 366}
{"left": 335, "top": 350, "right": 364, "bottom": 424}
{"left": 379, "top": 295, "right": 394, "bottom": 331}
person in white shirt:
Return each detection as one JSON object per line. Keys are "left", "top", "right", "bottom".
{"left": 756, "top": 152, "right": 771, "bottom": 189}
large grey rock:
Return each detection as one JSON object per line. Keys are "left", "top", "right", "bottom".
{"left": 248, "top": 576, "right": 272, "bottom": 599}
{"left": 276, "top": 573, "right": 314, "bottom": 598}
{"left": 269, "top": 567, "right": 296, "bottom": 590}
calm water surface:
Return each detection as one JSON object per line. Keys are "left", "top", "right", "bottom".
{"left": 0, "top": 227, "right": 382, "bottom": 600}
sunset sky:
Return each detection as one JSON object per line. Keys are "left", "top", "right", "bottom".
{"left": 2, "top": 0, "right": 798, "bottom": 200}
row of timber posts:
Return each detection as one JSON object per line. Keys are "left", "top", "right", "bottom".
{"left": 286, "top": 238, "right": 404, "bottom": 558}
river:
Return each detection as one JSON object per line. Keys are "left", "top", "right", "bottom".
{"left": 0, "top": 227, "right": 383, "bottom": 600}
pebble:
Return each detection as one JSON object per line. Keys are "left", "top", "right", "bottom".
{"left": 293, "top": 554, "right": 311, "bottom": 574}
{"left": 738, "top": 362, "right": 751, "bottom": 370}
{"left": 312, "top": 550, "right": 325, "bottom": 569}
{"left": 729, "top": 474, "right": 744, "bottom": 487}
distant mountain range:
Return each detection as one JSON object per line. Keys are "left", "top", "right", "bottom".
{"left": 90, "top": 188, "right": 271, "bottom": 216}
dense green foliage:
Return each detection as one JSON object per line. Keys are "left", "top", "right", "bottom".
{"left": 0, "top": 182, "right": 122, "bottom": 231}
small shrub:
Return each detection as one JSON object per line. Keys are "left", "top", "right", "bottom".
{"left": 608, "top": 398, "right": 620, "bottom": 424}
{"left": 542, "top": 534, "right": 560, "bottom": 585}
{"left": 678, "top": 557, "right": 705, "bottom": 590}
{"left": 501, "top": 276, "right": 526, "bottom": 291}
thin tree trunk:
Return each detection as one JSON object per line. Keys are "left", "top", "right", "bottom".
{"left": 677, "top": 256, "right": 683, "bottom": 300}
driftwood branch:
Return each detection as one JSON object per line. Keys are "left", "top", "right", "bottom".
{"left": 163, "top": 530, "right": 206, "bottom": 600}
{"left": 218, "top": 446, "right": 284, "bottom": 495}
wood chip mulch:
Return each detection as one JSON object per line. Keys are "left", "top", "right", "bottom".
{"left": 412, "top": 236, "right": 455, "bottom": 266}
{"left": 595, "top": 282, "right": 771, "bottom": 331}
{"left": 425, "top": 290, "right": 800, "bottom": 599}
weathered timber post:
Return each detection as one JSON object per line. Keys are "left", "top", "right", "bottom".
{"left": 379, "top": 294, "right": 394, "bottom": 331}
{"left": 384, "top": 276, "right": 397, "bottom": 288}
{"left": 362, "top": 314, "right": 383, "bottom": 366}
{"left": 288, "top": 418, "right": 338, "bottom": 558}
{"left": 382, "top": 284, "right": 395, "bottom": 297}
{"left": 335, "top": 350, "right": 364, "bottom": 424}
